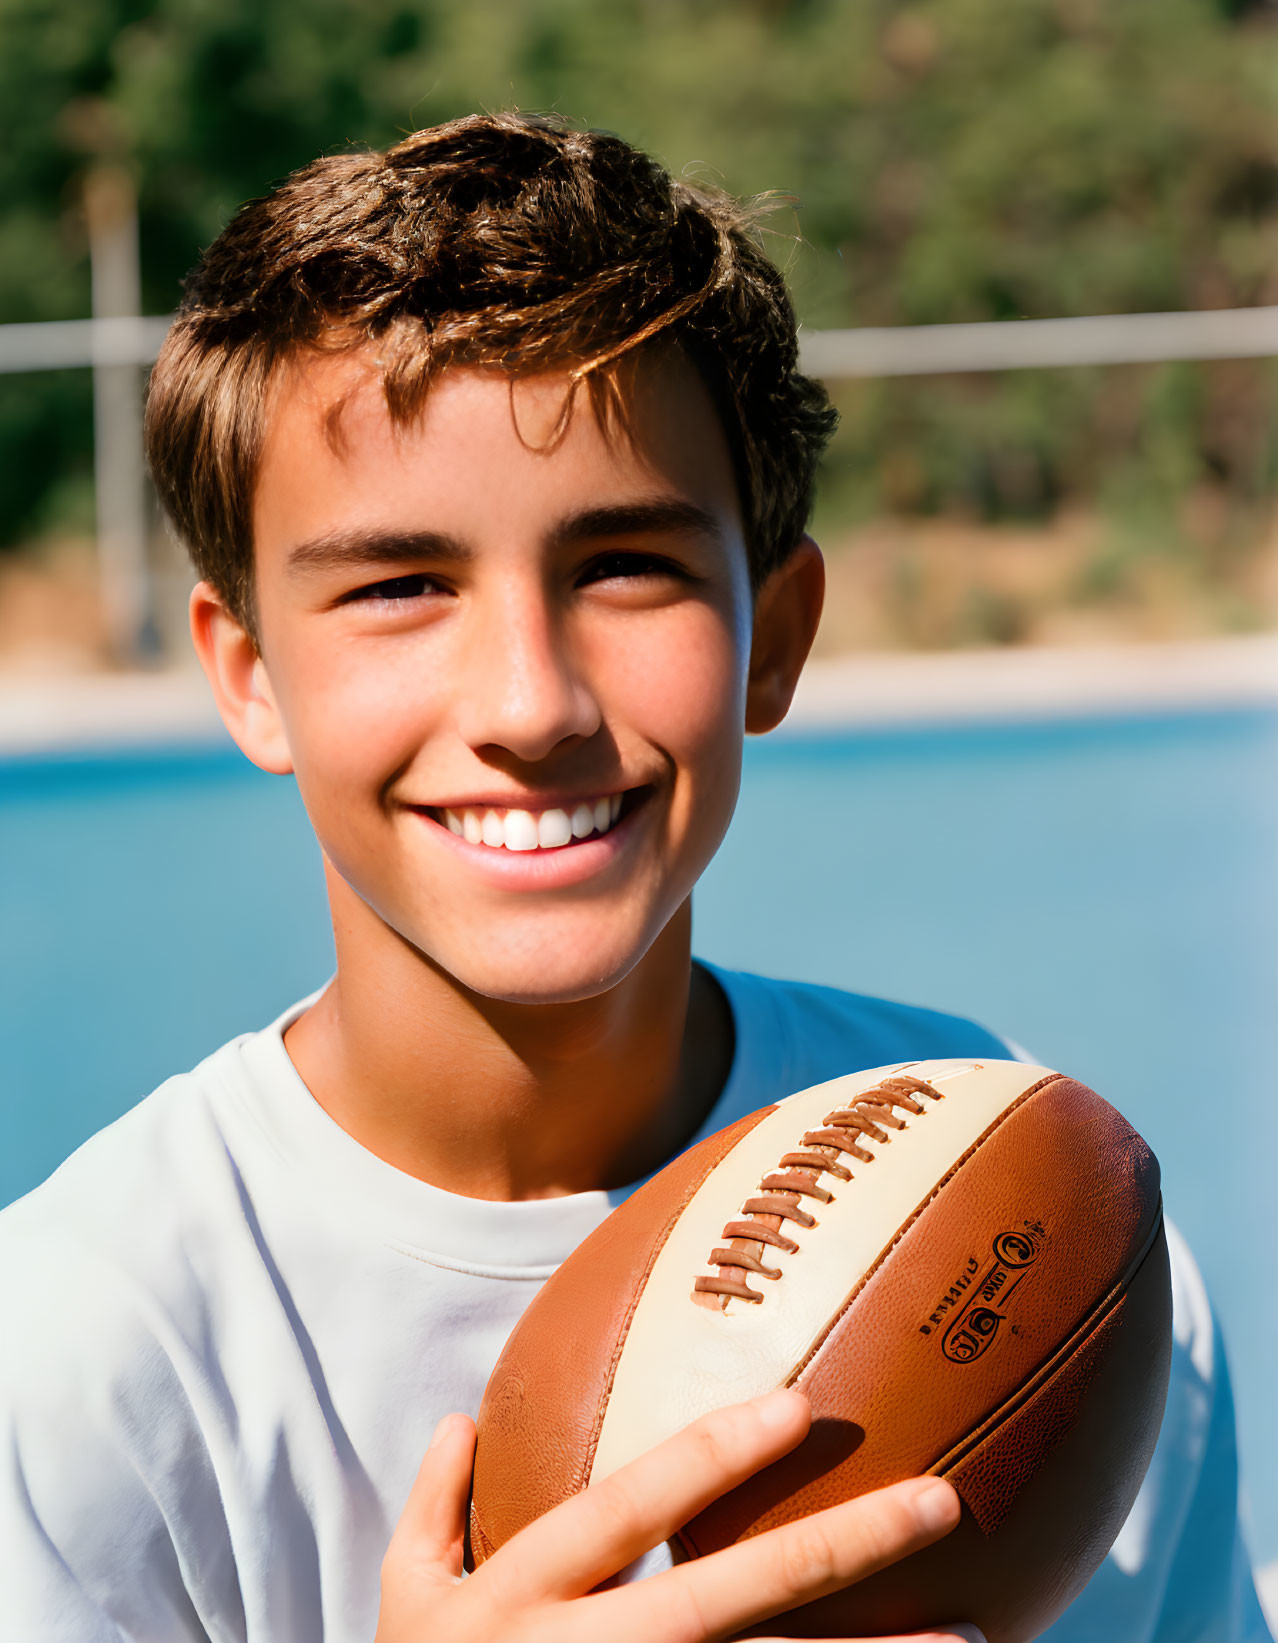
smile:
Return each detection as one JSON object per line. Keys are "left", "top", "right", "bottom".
{"left": 426, "top": 792, "right": 630, "bottom": 852}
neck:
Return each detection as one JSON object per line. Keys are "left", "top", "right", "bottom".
{"left": 283, "top": 870, "right": 734, "bottom": 1200}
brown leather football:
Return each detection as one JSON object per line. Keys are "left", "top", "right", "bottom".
{"left": 470, "top": 1058, "right": 1173, "bottom": 1642}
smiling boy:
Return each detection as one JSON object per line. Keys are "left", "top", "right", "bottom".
{"left": 213, "top": 348, "right": 768, "bottom": 1197}
{"left": 0, "top": 113, "right": 1270, "bottom": 1643}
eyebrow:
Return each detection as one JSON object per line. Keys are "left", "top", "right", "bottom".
{"left": 284, "top": 499, "right": 724, "bottom": 579}
{"left": 286, "top": 528, "right": 469, "bottom": 578}
{"left": 552, "top": 500, "right": 724, "bottom": 549}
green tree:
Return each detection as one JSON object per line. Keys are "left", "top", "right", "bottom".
{"left": 1, "top": 0, "right": 1275, "bottom": 546}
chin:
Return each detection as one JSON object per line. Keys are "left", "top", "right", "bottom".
{"left": 439, "top": 931, "right": 653, "bottom": 1008}
{"left": 459, "top": 959, "right": 636, "bottom": 1007}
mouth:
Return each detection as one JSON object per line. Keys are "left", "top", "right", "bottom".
{"left": 419, "top": 788, "right": 647, "bottom": 852}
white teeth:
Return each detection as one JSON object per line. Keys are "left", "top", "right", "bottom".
{"left": 441, "top": 793, "right": 631, "bottom": 851}
{"left": 538, "top": 808, "right": 572, "bottom": 848}
{"left": 504, "top": 810, "right": 539, "bottom": 851}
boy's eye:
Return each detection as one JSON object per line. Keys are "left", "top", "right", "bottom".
{"left": 579, "top": 551, "right": 683, "bottom": 585}
{"left": 349, "top": 573, "right": 437, "bottom": 603}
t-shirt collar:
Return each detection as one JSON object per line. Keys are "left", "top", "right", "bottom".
{"left": 225, "top": 962, "right": 754, "bottom": 1275}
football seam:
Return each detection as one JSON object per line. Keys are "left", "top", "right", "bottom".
{"left": 783, "top": 1072, "right": 1066, "bottom": 1388}
{"left": 694, "top": 1072, "right": 948, "bottom": 1306}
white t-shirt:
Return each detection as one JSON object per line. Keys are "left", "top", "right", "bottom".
{"left": 0, "top": 965, "right": 1269, "bottom": 1643}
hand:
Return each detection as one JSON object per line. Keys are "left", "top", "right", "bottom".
{"left": 375, "top": 1388, "right": 985, "bottom": 1643}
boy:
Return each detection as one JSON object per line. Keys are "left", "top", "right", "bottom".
{"left": 0, "top": 113, "right": 1268, "bottom": 1642}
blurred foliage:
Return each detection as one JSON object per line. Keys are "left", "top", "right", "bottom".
{"left": 1, "top": 0, "right": 1276, "bottom": 561}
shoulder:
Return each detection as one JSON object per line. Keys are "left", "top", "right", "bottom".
{"left": 0, "top": 1040, "right": 253, "bottom": 1430}
{"left": 0, "top": 1032, "right": 285, "bottom": 1627}
{"left": 0, "top": 1019, "right": 295, "bottom": 1478}
{"left": 1, "top": 1032, "right": 256, "bottom": 1300}
{"left": 1150, "top": 1219, "right": 1245, "bottom": 1499}
{"left": 706, "top": 963, "right": 1014, "bottom": 1096}
{"left": 0, "top": 1078, "right": 222, "bottom": 1622}
{"left": 1044, "top": 1220, "right": 1273, "bottom": 1642}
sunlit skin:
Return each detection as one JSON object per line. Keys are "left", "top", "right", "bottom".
{"left": 192, "top": 341, "right": 974, "bottom": 1642}
{"left": 192, "top": 344, "right": 825, "bottom": 1200}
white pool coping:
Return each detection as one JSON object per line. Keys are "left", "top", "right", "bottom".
{"left": 0, "top": 668, "right": 227, "bottom": 755}
{"left": 786, "top": 632, "right": 1278, "bottom": 732}
{"left": 0, "top": 634, "right": 1275, "bottom": 756}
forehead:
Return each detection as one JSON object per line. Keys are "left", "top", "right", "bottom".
{"left": 252, "top": 344, "right": 743, "bottom": 560}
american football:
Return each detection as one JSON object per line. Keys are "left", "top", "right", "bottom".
{"left": 470, "top": 1059, "right": 1173, "bottom": 1641}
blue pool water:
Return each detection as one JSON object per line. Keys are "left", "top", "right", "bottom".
{"left": 2, "top": 707, "right": 1276, "bottom": 1564}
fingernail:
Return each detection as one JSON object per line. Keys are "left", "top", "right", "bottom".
{"left": 753, "top": 1388, "right": 805, "bottom": 1429}
{"left": 912, "top": 1478, "right": 960, "bottom": 1533}
{"left": 428, "top": 1414, "right": 456, "bottom": 1451}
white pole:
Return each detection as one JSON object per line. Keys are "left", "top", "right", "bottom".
{"left": 798, "top": 306, "right": 1278, "bottom": 378}
{"left": 3, "top": 307, "right": 1277, "bottom": 379}
{"left": 85, "top": 166, "right": 151, "bottom": 663}
{"left": 0, "top": 316, "right": 171, "bottom": 374}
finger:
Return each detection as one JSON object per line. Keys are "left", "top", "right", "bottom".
{"left": 481, "top": 1389, "right": 810, "bottom": 1604}
{"left": 589, "top": 1476, "right": 962, "bottom": 1642}
{"left": 387, "top": 1414, "right": 477, "bottom": 1579}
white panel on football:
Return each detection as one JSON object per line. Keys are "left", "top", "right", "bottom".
{"left": 588, "top": 1058, "right": 1053, "bottom": 1484}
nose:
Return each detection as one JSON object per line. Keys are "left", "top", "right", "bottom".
{"left": 454, "top": 576, "right": 602, "bottom": 762}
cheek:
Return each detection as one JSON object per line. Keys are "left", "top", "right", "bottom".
{"left": 596, "top": 604, "right": 747, "bottom": 800}
{"left": 272, "top": 637, "right": 440, "bottom": 822}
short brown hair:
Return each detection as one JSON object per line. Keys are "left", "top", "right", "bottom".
{"left": 145, "top": 112, "right": 836, "bottom": 637}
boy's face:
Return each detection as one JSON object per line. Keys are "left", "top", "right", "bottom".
{"left": 200, "top": 345, "right": 817, "bottom": 1005}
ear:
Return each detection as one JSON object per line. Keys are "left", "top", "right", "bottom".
{"left": 744, "top": 535, "right": 825, "bottom": 735}
{"left": 189, "top": 581, "right": 294, "bottom": 775}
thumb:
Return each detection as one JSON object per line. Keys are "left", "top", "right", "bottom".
{"left": 387, "top": 1413, "right": 477, "bottom": 1584}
